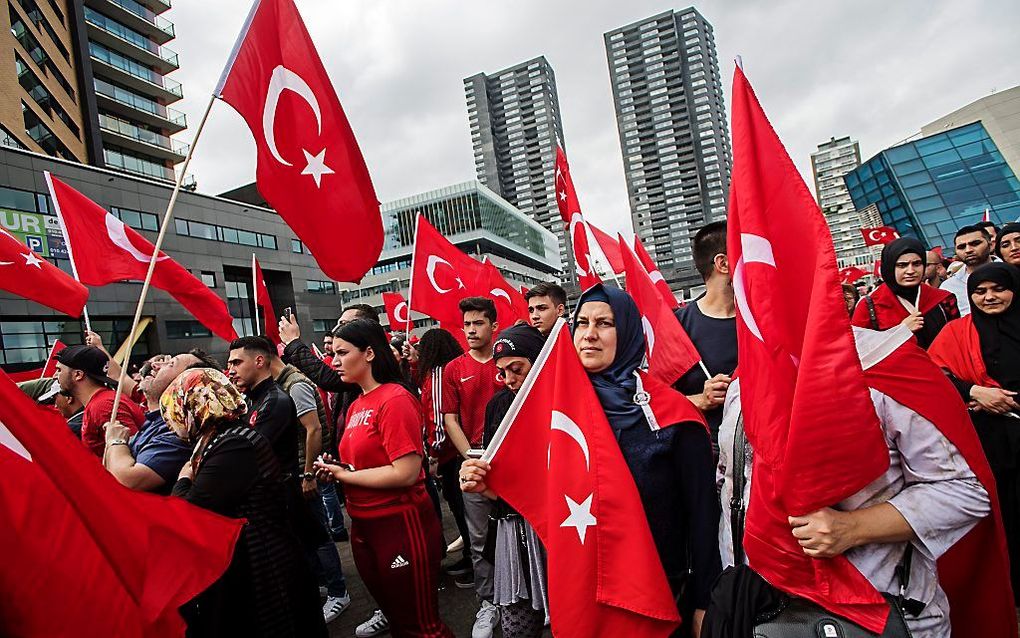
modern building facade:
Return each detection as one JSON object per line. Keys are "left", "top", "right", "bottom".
{"left": 604, "top": 7, "right": 731, "bottom": 294}
{"left": 464, "top": 57, "right": 567, "bottom": 275}
{"left": 336, "top": 181, "right": 561, "bottom": 331}
{"left": 810, "top": 136, "right": 876, "bottom": 267}
{"left": 2, "top": 0, "right": 187, "bottom": 184}
{"left": 921, "top": 85, "right": 1020, "bottom": 183}
{"left": 0, "top": 145, "right": 336, "bottom": 372}
{"left": 844, "top": 121, "right": 1020, "bottom": 251}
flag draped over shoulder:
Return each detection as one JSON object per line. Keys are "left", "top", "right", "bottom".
{"left": 727, "top": 65, "right": 892, "bottom": 631}
{"left": 0, "top": 371, "right": 243, "bottom": 637}
{"left": 485, "top": 321, "right": 680, "bottom": 637}
{"left": 216, "top": 0, "right": 382, "bottom": 283}
{"left": 47, "top": 174, "right": 237, "bottom": 342}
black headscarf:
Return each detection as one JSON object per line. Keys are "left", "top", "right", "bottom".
{"left": 968, "top": 262, "right": 1020, "bottom": 389}
{"left": 995, "top": 222, "right": 1020, "bottom": 261}
{"left": 880, "top": 237, "right": 927, "bottom": 301}
{"left": 493, "top": 324, "right": 545, "bottom": 364}
{"left": 572, "top": 284, "right": 647, "bottom": 430}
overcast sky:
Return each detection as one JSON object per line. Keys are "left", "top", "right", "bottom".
{"left": 167, "top": 0, "right": 1020, "bottom": 238}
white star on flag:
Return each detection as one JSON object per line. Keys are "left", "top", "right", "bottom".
{"left": 560, "top": 493, "right": 597, "bottom": 544}
{"left": 301, "top": 148, "right": 334, "bottom": 187}
{"left": 22, "top": 252, "right": 43, "bottom": 269}
{"left": 559, "top": 190, "right": 567, "bottom": 202}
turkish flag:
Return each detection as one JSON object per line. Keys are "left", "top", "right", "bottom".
{"left": 633, "top": 236, "right": 678, "bottom": 309}
{"left": 216, "top": 0, "right": 382, "bottom": 284}
{"left": 838, "top": 266, "right": 868, "bottom": 284}
{"left": 554, "top": 146, "right": 602, "bottom": 290}
{"left": 0, "top": 370, "right": 243, "bottom": 636}
{"left": 983, "top": 208, "right": 991, "bottom": 223}
{"left": 728, "top": 66, "right": 891, "bottom": 631}
{"left": 408, "top": 214, "right": 485, "bottom": 326}
{"left": 872, "top": 259, "right": 882, "bottom": 279}
{"left": 40, "top": 340, "right": 66, "bottom": 378}
{"left": 252, "top": 255, "right": 279, "bottom": 344}
{"left": 587, "top": 223, "right": 624, "bottom": 275}
{"left": 47, "top": 174, "right": 237, "bottom": 343}
{"left": 0, "top": 223, "right": 87, "bottom": 317}
{"left": 471, "top": 260, "right": 529, "bottom": 329}
{"left": 859, "top": 226, "right": 899, "bottom": 246}
{"left": 620, "top": 238, "right": 701, "bottom": 385}
{"left": 382, "top": 291, "right": 412, "bottom": 332}
{"left": 485, "top": 320, "right": 680, "bottom": 636}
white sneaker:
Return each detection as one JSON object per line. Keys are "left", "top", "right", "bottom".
{"left": 471, "top": 600, "right": 500, "bottom": 638}
{"left": 356, "top": 609, "right": 389, "bottom": 637}
{"left": 322, "top": 593, "right": 350, "bottom": 624}
{"left": 447, "top": 535, "right": 464, "bottom": 553}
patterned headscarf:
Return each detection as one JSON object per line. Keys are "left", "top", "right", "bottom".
{"left": 160, "top": 368, "right": 247, "bottom": 443}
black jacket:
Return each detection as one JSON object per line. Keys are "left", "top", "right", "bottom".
{"left": 246, "top": 376, "right": 300, "bottom": 476}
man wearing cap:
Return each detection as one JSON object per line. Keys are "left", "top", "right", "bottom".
{"left": 55, "top": 345, "right": 144, "bottom": 458}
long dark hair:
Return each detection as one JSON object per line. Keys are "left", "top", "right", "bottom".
{"left": 415, "top": 328, "right": 464, "bottom": 385}
{"left": 332, "top": 319, "right": 406, "bottom": 388}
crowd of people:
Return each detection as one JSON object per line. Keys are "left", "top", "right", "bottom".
{"left": 15, "top": 217, "right": 1020, "bottom": 637}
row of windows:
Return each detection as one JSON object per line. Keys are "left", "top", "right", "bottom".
{"left": 0, "top": 318, "right": 147, "bottom": 367}
{"left": 10, "top": 7, "right": 75, "bottom": 100}
{"left": 111, "top": 206, "right": 160, "bottom": 232}
{"left": 104, "top": 145, "right": 173, "bottom": 181}
{"left": 16, "top": 54, "right": 80, "bottom": 139}
{"left": 22, "top": 101, "right": 75, "bottom": 161}
{"left": 174, "top": 218, "right": 278, "bottom": 250}
{"left": 165, "top": 320, "right": 211, "bottom": 339}
{"left": 14, "top": 0, "right": 69, "bottom": 62}
{"left": 306, "top": 280, "right": 335, "bottom": 294}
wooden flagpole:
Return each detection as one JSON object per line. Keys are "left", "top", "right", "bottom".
{"left": 108, "top": 93, "right": 218, "bottom": 418}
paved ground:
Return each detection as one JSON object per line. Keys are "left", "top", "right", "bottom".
{"left": 325, "top": 501, "right": 551, "bottom": 637}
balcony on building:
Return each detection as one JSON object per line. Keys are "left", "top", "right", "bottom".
{"left": 98, "top": 112, "right": 187, "bottom": 162}
{"left": 83, "top": 6, "right": 179, "bottom": 73}
{"left": 94, "top": 78, "right": 186, "bottom": 133}
{"left": 84, "top": 0, "right": 175, "bottom": 44}
{"left": 88, "top": 41, "right": 182, "bottom": 103}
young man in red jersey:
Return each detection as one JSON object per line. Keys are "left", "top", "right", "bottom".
{"left": 442, "top": 297, "right": 503, "bottom": 637}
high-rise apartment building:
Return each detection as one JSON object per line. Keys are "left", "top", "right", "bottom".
{"left": 464, "top": 56, "right": 567, "bottom": 274}
{"left": 2, "top": 0, "right": 187, "bottom": 182}
{"left": 810, "top": 136, "right": 874, "bottom": 267}
{"left": 605, "top": 8, "right": 731, "bottom": 294}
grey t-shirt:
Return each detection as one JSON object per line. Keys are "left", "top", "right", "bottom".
{"left": 289, "top": 380, "right": 318, "bottom": 418}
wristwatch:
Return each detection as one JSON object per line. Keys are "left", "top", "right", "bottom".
{"left": 301, "top": 472, "right": 316, "bottom": 482}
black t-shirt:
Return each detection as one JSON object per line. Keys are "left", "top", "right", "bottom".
{"left": 246, "top": 376, "right": 300, "bottom": 475}
{"left": 672, "top": 300, "right": 738, "bottom": 442}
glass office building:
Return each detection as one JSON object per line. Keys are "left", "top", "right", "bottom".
{"left": 845, "top": 122, "right": 1020, "bottom": 249}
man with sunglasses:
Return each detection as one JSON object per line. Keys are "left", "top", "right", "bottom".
{"left": 672, "top": 221, "right": 738, "bottom": 448}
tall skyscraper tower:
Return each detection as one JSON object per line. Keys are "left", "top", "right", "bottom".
{"left": 605, "top": 8, "right": 731, "bottom": 293}
{"left": 3, "top": 0, "right": 187, "bottom": 182}
{"left": 810, "top": 136, "right": 872, "bottom": 268}
{"left": 464, "top": 56, "right": 568, "bottom": 274}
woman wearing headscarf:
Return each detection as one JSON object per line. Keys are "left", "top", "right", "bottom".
{"left": 572, "top": 284, "right": 720, "bottom": 637}
{"left": 852, "top": 237, "right": 960, "bottom": 348}
{"left": 164, "top": 368, "right": 325, "bottom": 638}
{"left": 929, "top": 261, "right": 1020, "bottom": 601}
{"left": 459, "top": 324, "right": 549, "bottom": 638}
{"left": 996, "top": 222, "right": 1020, "bottom": 268}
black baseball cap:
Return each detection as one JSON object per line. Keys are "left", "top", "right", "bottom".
{"left": 55, "top": 345, "right": 117, "bottom": 389}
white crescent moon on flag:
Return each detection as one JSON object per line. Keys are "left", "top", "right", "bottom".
{"left": 394, "top": 301, "right": 410, "bottom": 323}
{"left": 641, "top": 315, "right": 656, "bottom": 357}
{"left": 732, "top": 233, "right": 776, "bottom": 343}
{"left": 648, "top": 270, "right": 665, "bottom": 285}
{"left": 548, "top": 410, "right": 590, "bottom": 471}
{"left": 490, "top": 288, "right": 511, "bottom": 304}
{"left": 868, "top": 230, "right": 882, "bottom": 241}
{"left": 426, "top": 255, "right": 464, "bottom": 294}
{"left": 262, "top": 65, "right": 323, "bottom": 167}
{"left": 105, "top": 216, "right": 167, "bottom": 263}
{"left": 569, "top": 213, "right": 590, "bottom": 276}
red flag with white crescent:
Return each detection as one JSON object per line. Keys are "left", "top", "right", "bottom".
{"left": 46, "top": 174, "right": 237, "bottom": 342}
{"left": 216, "top": 0, "right": 382, "bottom": 283}
{"left": 485, "top": 321, "right": 680, "bottom": 637}
{"left": 728, "top": 66, "right": 891, "bottom": 631}
{"left": 859, "top": 226, "right": 899, "bottom": 246}
{"left": 633, "top": 236, "right": 678, "bottom": 309}
{"left": 554, "top": 146, "right": 602, "bottom": 291}
{"left": 382, "top": 291, "right": 411, "bottom": 331}
{"left": 408, "top": 214, "right": 486, "bottom": 326}
{"left": 587, "top": 223, "right": 624, "bottom": 275}
{"left": 0, "top": 218, "right": 87, "bottom": 317}
{"left": 838, "top": 266, "right": 868, "bottom": 284}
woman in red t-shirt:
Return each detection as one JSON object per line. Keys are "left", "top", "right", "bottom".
{"left": 314, "top": 319, "right": 453, "bottom": 638}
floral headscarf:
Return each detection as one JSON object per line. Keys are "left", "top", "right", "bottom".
{"left": 160, "top": 368, "right": 247, "bottom": 443}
